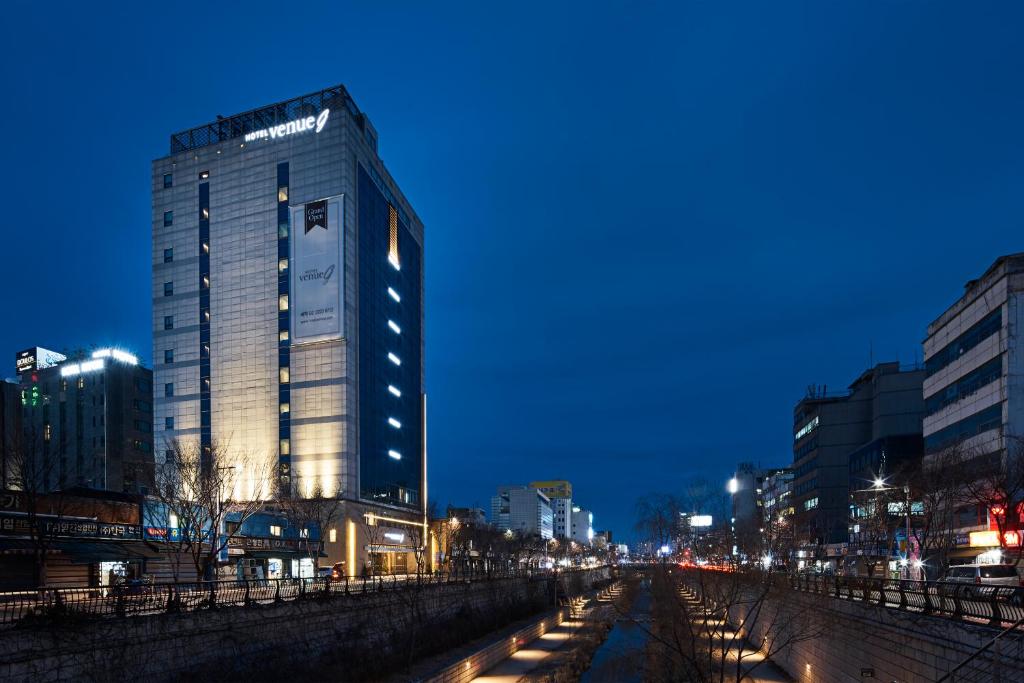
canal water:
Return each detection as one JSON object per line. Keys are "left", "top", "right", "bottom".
{"left": 580, "top": 579, "right": 651, "bottom": 683}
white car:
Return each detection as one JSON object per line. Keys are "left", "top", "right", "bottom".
{"left": 941, "top": 564, "right": 1023, "bottom": 603}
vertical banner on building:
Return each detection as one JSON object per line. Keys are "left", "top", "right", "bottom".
{"left": 291, "top": 195, "right": 344, "bottom": 343}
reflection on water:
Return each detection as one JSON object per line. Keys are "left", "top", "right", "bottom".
{"left": 581, "top": 580, "right": 651, "bottom": 683}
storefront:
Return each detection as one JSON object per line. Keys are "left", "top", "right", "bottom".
{"left": 366, "top": 524, "right": 420, "bottom": 575}
{"left": 227, "top": 536, "right": 315, "bottom": 580}
{"left": 0, "top": 511, "right": 158, "bottom": 589}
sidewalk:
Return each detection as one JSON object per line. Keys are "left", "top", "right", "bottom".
{"left": 471, "top": 618, "right": 584, "bottom": 683}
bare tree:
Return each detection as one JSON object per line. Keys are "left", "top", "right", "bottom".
{"left": 274, "top": 475, "right": 343, "bottom": 574}
{"left": 5, "top": 427, "right": 70, "bottom": 587}
{"left": 358, "top": 510, "right": 387, "bottom": 578}
{"left": 151, "top": 439, "right": 269, "bottom": 584}
{"left": 910, "top": 446, "right": 970, "bottom": 579}
{"left": 635, "top": 492, "right": 683, "bottom": 559}
{"left": 957, "top": 435, "right": 1024, "bottom": 567}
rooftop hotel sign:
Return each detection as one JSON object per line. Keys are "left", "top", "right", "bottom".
{"left": 244, "top": 108, "right": 330, "bottom": 142}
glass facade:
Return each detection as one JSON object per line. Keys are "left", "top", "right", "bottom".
{"left": 925, "top": 308, "right": 1001, "bottom": 377}
{"left": 198, "top": 181, "right": 212, "bottom": 464}
{"left": 924, "top": 403, "right": 1002, "bottom": 453}
{"left": 276, "top": 162, "right": 292, "bottom": 490}
{"left": 358, "top": 164, "right": 422, "bottom": 508}
{"left": 925, "top": 356, "right": 1002, "bottom": 417}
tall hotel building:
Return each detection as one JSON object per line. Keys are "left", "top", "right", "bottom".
{"left": 152, "top": 86, "right": 425, "bottom": 575}
{"left": 923, "top": 254, "right": 1024, "bottom": 558}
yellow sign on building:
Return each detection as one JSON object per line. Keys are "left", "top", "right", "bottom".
{"left": 529, "top": 480, "right": 572, "bottom": 499}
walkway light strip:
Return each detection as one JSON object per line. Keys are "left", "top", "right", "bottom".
{"left": 388, "top": 385, "right": 402, "bottom": 397}
{"left": 388, "top": 353, "right": 401, "bottom": 366}
{"left": 388, "top": 320, "right": 401, "bottom": 334}
{"left": 387, "top": 287, "right": 401, "bottom": 302}
{"left": 388, "top": 417, "right": 402, "bottom": 429}
{"left": 388, "top": 450, "right": 402, "bottom": 460}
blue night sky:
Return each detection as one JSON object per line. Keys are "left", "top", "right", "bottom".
{"left": 1, "top": 2, "right": 1022, "bottom": 542}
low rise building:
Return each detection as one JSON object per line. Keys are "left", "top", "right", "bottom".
{"left": 16, "top": 346, "right": 154, "bottom": 494}
{"left": 491, "top": 486, "right": 553, "bottom": 539}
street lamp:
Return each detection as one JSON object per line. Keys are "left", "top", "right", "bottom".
{"left": 856, "top": 476, "right": 913, "bottom": 579}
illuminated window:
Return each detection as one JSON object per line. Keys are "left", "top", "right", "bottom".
{"left": 269, "top": 525, "right": 282, "bottom": 537}
{"left": 388, "top": 204, "right": 400, "bottom": 269}
{"left": 202, "top": 241, "right": 209, "bottom": 254}
{"left": 163, "top": 211, "right": 173, "bottom": 227}
{"left": 300, "top": 528, "right": 309, "bottom": 538}
{"left": 278, "top": 222, "right": 289, "bottom": 239}
{"left": 163, "top": 173, "right": 173, "bottom": 189}
{"left": 43, "top": 424, "right": 51, "bottom": 442}
{"left": 388, "top": 417, "right": 402, "bottom": 429}
{"left": 198, "top": 170, "right": 209, "bottom": 180}
{"left": 278, "top": 187, "right": 289, "bottom": 203}
{"left": 164, "top": 282, "right": 173, "bottom": 296}
{"left": 203, "top": 310, "right": 210, "bottom": 322}
{"left": 279, "top": 367, "right": 290, "bottom": 384}
{"left": 77, "top": 378, "right": 84, "bottom": 390}
{"left": 201, "top": 275, "right": 210, "bottom": 289}
{"left": 202, "top": 343, "right": 210, "bottom": 357}
{"left": 201, "top": 207, "right": 209, "bottom": 220}
{"left": 169, "top": 512, "right": 179, "bottom": 528}
{"left": 278, "top": 258, "right": 288, "bottom": 273}
{"left": 387, "top": 287, "right": 401, "bottom": 303}
{"left": 329, "top": 528, "right": 337, "bottom": 543}
{"left": 280, "top": 403, "right": 290, "bottom": 414}
{"left": 163, "top": 248, "right": 173, "bottom": 263}
{"left": 279, "top": 330, "right": 289, "bottom": 343}
{"left": 280, "top": 439, "right": 290, "bottom": 455}
{"left": 164, "top": 316, "right": 173, "bottom": 330}
{"left": 278, "top": 294, "right": 289, "bottom": 311}
{"left": 388, "top": 320, "right": 401, "bottom": 334}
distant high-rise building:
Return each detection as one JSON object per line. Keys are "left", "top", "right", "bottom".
{"left": 728, "top": 462, "right": 766, "bottom": 540}
{"left": 529, "top": 480, "right": 572, "bottom": 539}
{"left": 491, "top": 486, "right": 553, "bottom": 539}
{"left": 17, "top": 347, "right": 154, "bottom": 493}
{"left": 570, "top": 505, "right": 593, "bottom": 545}
{"left": 153, "top": 85, "right": 426, "bottom": 576}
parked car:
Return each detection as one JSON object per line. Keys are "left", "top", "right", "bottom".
{"left": 940, "top": 564, "right": 1023, "bottom": 604}
{"left": 316, "top": 566, "right": 333, "bottom": 579}
{"left": 329, "top": 562, "right": 346, "bottom": 581}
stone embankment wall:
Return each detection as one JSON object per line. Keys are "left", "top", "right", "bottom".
{"left": 0, "top": 568, "right": 610, "bottom": 682}
{"left": 730, "top": 589, "right": 1024, "bottom": 682}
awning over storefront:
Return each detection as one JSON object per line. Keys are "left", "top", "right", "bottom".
{"left": 0, "top": 539, "right": 160, "bottom": 562}
{"left": 55, "top": 540, "right": 161, "bottom": 563}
